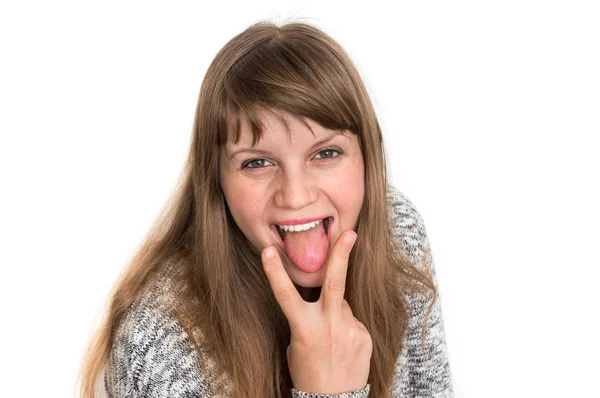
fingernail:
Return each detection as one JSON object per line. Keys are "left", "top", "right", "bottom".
{"left": 263, "top": 247, "right": 275, "bottom": 260}
{"left": 344, "top": 232, "right": 357, "bottom": 246}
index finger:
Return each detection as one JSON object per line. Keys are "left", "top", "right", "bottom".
{"left": 261, "top": 246, "right": 305, "bottom": 328}
{"left": 321, "top": 230, "right": 357, "bottom": 315}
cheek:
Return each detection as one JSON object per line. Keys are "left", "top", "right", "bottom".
{"left": 221, "top": 178, "right": 264, "bottom": 227}
{"left": 348, "top": 163, "right": 365, "bottom": 215}
{"left": 327, "top": 159, "right": 365, "bottom": 216}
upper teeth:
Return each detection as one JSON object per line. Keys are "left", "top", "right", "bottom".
{"left": 278, "top": 219, "right": 321, "bottom": 232}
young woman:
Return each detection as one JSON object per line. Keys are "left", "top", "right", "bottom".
{"left": 79, "top": 21, "right": 453, "bottom": 397}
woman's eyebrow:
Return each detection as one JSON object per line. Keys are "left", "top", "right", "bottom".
{"left": 229, "top": 132, "right": 347, "bottom": 160}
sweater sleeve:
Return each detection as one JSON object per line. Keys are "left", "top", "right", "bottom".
{"left": 389, "top": 188, "right": 454, "bottom": 397}
{"left": 104, "top": 299, "right": 215, "bottom": 398}
{"left": 291, "top": 384, "right": 370, "bottom": 398}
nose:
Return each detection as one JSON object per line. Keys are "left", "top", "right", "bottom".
{"left": 274, "top": 169, "right": 317, "bottom": 210}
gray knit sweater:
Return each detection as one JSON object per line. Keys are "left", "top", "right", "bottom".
{"left": 104, "top": 187, "right": 453, "bottom": 397}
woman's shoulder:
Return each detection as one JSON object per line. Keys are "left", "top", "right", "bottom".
{"left": 386, "top": 185, "right": 431, "bottom": 273}
{"left": 104, "top": 262, "right": 225, "bottom": 397}
{"left": 387, "top": 186, "right": 454, "bottom": 396}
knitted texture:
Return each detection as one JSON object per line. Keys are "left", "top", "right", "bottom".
{"left": 104, "top": 187, "right": 453, "bottom": 397}
{"left": 291, "top": 384, "right": 370, "bottom": 398}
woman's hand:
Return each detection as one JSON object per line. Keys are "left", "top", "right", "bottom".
{"left": 261, "top": 231, "right": 373, "bottom": 395}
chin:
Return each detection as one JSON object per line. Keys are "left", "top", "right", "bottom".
{"left": 288, "top": 266, "right": 326, "bottom": 288}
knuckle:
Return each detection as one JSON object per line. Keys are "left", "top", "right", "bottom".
{"left": 326, "top": 277, "right": 346, "bottom": 293}
{"left": 351, "top": 320, "right": 372, "bottom": 347}
{"left": 275, "top": 287, "right": 292, "bottom": 303}
{"left": 348, "top": 328, "right": 358, "bottom": 340}
{"left": 355, "top": 328, "right": 372, "bottom": 345}
{"left": 347, "top": 325, "right": 368, "bottom": 343}
{"left": 365, "top": 335, "right": 373, "bottom": 351}
{"left": 294, "top": 327, "right": 315, "bottom": 345}
{"left": 365, "top": 334, "right": 373, "bottom": 351}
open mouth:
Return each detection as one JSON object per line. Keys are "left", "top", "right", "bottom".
{"left": 271, "top": 216, "right": 332, "bottom": 246}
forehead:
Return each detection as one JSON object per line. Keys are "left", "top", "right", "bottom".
{"left": 228, "top": 108, "right": 327, "bottom": 148}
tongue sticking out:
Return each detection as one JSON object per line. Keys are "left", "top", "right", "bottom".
{"left": 283, "top": 223, "right": 329, "bottom": 273}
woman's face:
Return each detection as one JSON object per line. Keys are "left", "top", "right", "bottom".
{"left": 219, "top": 109, "right": 365, "bottom": 288}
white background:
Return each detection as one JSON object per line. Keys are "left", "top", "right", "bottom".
{"left": 1, "top": 1, "right": 598, "bottom": 397}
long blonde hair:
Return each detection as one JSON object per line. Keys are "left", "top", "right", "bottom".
{"left": 79, "top": 21, "right": 437, "bottom": 397}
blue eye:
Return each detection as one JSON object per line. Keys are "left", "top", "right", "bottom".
{"left": 315, "top": 149, "right": 340, "bottom": 159}
{"left": 243, "top": 158, "right": 273, "bottom": 169}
